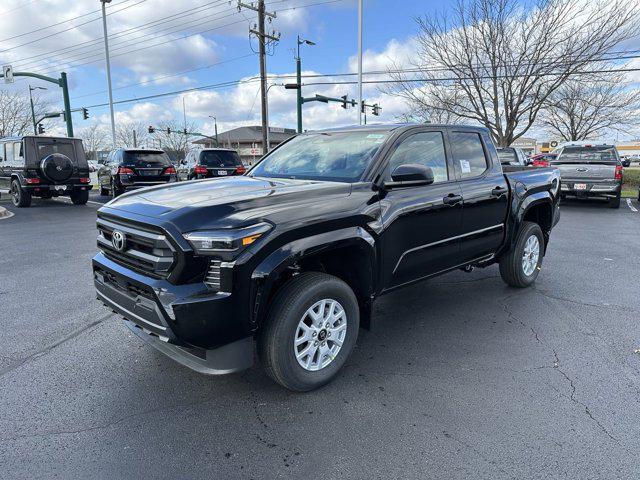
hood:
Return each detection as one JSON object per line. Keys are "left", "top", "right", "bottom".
{"left": 104, "top": 175, "right": 353, "bottom": 230}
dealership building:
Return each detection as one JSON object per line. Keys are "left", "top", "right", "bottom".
{"left": 192, "top": 125, "right": 296, "bottom": 165}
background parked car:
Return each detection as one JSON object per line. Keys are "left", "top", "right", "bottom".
{"left": 0, "top": 135, "right": 92, "bottom": 207}
{"left": 552, "top": 143, "right": 623, "bottom": 208}
{"left": 497, "top": 147, "right": 529, "bottom": 166}
{"left": 87, "top": 160, "right": 99, "bottom": 173}
{"left": 177, "top": 148, "right": 246, "bottom": 181}
{"left": 97, "top": 148, "right": 176, "bottom": 198}
{"left": 530, "top": 153, "right": 558, "bottom": 167}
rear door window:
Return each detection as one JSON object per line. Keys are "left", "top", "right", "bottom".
{"left": 37, "top": 142, "right": 75, "bottom": 160}
{"left": 451, "top": 132, "right": 489, "bottom": 179}
{"left": 199, "top": 150, "right": 242, "bottom": 167}
{"left": 122, "top": 151, "right": 171, "bottom": 167}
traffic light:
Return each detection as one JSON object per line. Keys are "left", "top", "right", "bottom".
{"left": 38, "top": 124, "right": 45, "bottom": 134}
{"left": 148, "top": 126, "right": 155, "bottom": 134}
{"left": 372, "top": 104, "right": 380, "bottom": 116}
{"left": 166, "top": 127, "right": 171, "bottom": 134}
{"left": 341, "top": 95, "right": 348, "bottom": 109}
{"left": 361, "top": 99, "right": 366, "bottom": 114}
{"left": 183, "top": 128, "right": 187, "bottom": 134}
{"left": 82, "top": 107, "right": 89, "bottom": 120}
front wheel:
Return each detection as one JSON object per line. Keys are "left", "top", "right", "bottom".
{"left": 499, "top": 221, "right": 544, "bottom": 288}
{"left": 258, "top": 272, "right": 360, "bottom": 392}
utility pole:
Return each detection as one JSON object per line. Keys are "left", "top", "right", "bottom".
{"left": 357, "top": 0, "right": 363, "bottom": 125}
{"left": 100, "top": 0, "right": 116, "bottom": 148}
{"left": 238, "top": 0, "right": 279, "bottom": 155}
{"left": 133, "top": 129, "right": 137, "bottom": 148}
{"left": 209, "top": 115, "right": 219, "bottom": 147}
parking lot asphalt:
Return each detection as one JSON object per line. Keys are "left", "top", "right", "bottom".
{"left": 1, "top": 193, "right": 639, "bottom": 479}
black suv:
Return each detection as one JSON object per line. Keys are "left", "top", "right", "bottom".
{"left": 97, "top": 148, "right": 176, "bottom": 198}
{"left": 0, "top": 135, "right": 92, "bottom": 207}
{"left": 177, "top": 148, "right": 246, "bottom": 181}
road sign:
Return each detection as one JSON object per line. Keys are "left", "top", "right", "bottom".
{"left": 3, "top": 65, "right": 13, "bottom": 83}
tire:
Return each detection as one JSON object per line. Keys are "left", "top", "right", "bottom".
{"left": 258, "top": 272, "right": 360, "bottom": 392}
{"left": 111, "top": 179, "right": 122, "bottom": 199}
{"left": 10, "top": 179, "right": 31, "bottom": 208}
{"left": 609, "top": 193, "right": 621, "bottom": 209}
{"left": 70, "top": 189, "right": 89, "bottom": 205}
{"left": 499, "top": 221, "right": 544, "bottom": 288}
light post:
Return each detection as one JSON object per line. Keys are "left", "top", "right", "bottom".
{"left": 357, "top": 0, "right": 363, "bottom": 125}
{"left": 208, "top": 115, "right": 219, "bottom": 147}
{"left": 28, "top": 85, "right": 46, "bottom": 135}
{"left": 296, "top": 35, "right": 315, "bottom": 133}
{"left": 100, "top": 0, "right": 116, "bottom": 148}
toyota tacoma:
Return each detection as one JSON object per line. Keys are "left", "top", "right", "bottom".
{"left": 93, "top": 124, "right": 561, "bottom": 391}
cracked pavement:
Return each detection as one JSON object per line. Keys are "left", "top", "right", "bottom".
{"left": 1, "top": 195, "right": 639, "bottom": 479}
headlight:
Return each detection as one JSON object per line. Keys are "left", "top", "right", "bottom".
{"left": 183, "top": 222, "right": 272, "bottom": 255}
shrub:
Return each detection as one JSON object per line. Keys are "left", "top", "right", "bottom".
{"left": 623, "top": 168, "right": 640, "bottom": 187}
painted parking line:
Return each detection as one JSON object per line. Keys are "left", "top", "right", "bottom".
{"left": 627, "top": 198, "right": 638, "bottom": 212}
{"left": 53, "top": 197, "right": 105, "bottom": 207}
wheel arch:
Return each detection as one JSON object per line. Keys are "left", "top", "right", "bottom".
{"left": 250, "top": 227, "right": 378, "bottom": 331}
{"left": 517, "top": 194, "right": 554, "bottom": 252}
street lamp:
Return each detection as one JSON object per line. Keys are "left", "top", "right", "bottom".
{"left": 28, "top": 85, "right": 47, "bottom": 135}
{"left": 296, "top": 35, "right": 316, "bottom": 133}
{"left": 208, "top": 115, "right": 219, "bottom": 147}
{"left": 100, "top": 0, "right": 116, "bottom": 148}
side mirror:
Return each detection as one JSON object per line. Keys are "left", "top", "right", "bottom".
{"left": 386, "top": 164, "right": 434, "bottom": 188}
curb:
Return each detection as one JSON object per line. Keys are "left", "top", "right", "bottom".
{"left": 0, "top": 206, "right": 14, "bottom": 220}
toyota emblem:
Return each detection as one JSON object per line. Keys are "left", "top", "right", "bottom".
{"left": 111, "top": 230, "right": 126, "bottom": 252}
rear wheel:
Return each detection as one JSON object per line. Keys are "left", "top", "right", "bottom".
{"left": 609, "top": 192, "right": 621, "bottom": 209}
{"left": 111, "top": 179, "right": 122, "bottom": 199}
{"left": 258, "top": 272, "right": 359, "bottom": 391}
{"left": 10, "top": 179, "right": 31, "bottom": 208}
{"left": 70, "top": 189, "right": 89, "bottom": 205}
{"left": 499, "top": 221, "right": 544, "bottom": 288}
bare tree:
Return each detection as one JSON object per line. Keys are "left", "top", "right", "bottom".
{"left": 115, "top": 121, "right": 150, "bottom": 148}
{"left": 0, "top": 90, "right": 50, "bottom": 137}
{"left": 387, "top": 0, "right": 638, "bottom": 146}
{"left": 154, "top": 120, "right": 198, "bottom": 161}
{"left": 540, "top": 71, "right": 640, "bottom": 141}
{"left": 77, "top": 124, "right": 108, "bottom": 159}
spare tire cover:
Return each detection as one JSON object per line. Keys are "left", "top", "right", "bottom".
{"left": 40, "top": 153, "right": 74, "bottom": 182}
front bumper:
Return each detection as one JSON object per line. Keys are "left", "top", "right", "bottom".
{"left": 93, "top": 252, "right": 253, "bottom": 374}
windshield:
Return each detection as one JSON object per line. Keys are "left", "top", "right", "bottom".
{"left": 554, "top": 147, "right": 618, "bottom": 165}
{"left": 249, "top": 131, "right": 389, "bottom": 182}
{"left": 122, "top": 151, "right": 171, "bottom": 167}
{"left": 200, "top": 150, "right": 242, "bottom": 167}
{"left": 497, "top": 148, "right": 517, "bottom": 165}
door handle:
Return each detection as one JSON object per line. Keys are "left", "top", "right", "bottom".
{"left": 491, "top": 186, "right": 507, "bottom": 197}
{"left": 443, "top": 194, "right": 463, "bottom": 206}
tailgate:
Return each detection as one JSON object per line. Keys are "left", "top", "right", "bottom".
{"left": 556, "top": 163, "right": 616, "bottom": 182}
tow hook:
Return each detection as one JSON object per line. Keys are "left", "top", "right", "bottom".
{"left": 462, "top": 265, "right": 474, "bottom": 273}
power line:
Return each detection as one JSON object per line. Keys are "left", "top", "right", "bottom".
{"left": 11, "top": 0, "right": 230, "bottom": 69}
{"left": 0, "top": 0, "right": 39, "bottom": 16}
{"left": 77, "top": 65, "right": 640, "bottom": 111}
{"left": 0, "top": 0, "right": 135, "bottom": 43}
{"left": 0, "top": 0, "right": 148, "bottom": 54}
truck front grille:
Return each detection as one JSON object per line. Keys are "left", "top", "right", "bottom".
{"left": 97, "top": 216, "right": 175, "bottom": 278}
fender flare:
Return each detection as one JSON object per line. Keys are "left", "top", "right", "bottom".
{"left": 249, "top": 226, "right": 377, "bottom": 328}
{"left": 504, "top": 191, "right": 554, "bottom": 254}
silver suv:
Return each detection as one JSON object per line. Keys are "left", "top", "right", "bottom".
{"left": 554, "top": 143, "right": 623, "bottom": 208}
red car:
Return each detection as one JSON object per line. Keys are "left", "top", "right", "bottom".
{"left": 530, "top": 153, "right": 557, "bottom": 167}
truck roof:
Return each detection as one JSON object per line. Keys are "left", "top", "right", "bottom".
{"left": 308, "top": 123, "right": 489, "bottom": 135}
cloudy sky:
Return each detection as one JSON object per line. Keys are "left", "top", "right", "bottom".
{"left": 1, "top": 0, "right": 638, "bottom": 140}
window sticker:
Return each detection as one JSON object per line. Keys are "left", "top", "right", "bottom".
{"left": 460, "top": 159, "right": 471, "bottom": 174}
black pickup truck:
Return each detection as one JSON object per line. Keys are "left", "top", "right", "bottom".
{"left": 93, "top": 124, "right": 560, "bottom": 391}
